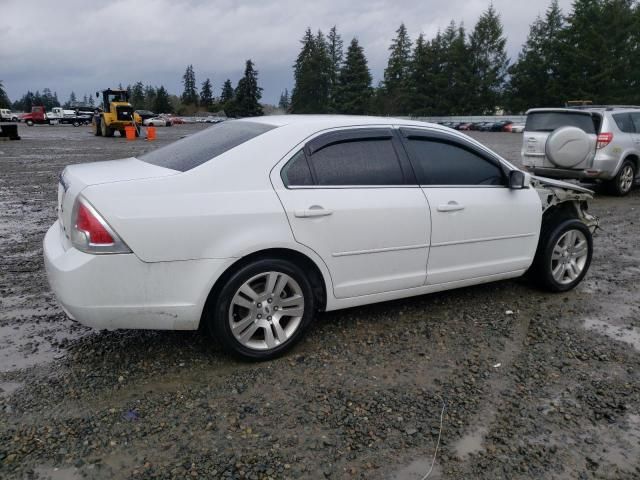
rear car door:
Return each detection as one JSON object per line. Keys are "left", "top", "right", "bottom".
{"left": 273, "top": 128, "right": 431, "bottom": 299}
{"left": 400, "top": 128, "right": 541, "bottom": 285}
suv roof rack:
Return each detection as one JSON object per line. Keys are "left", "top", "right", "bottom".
{"left": 567, "top": 105, "right": 640, "bottom": 111}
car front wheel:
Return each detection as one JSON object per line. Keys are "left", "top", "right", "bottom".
{"left": 530, "top": 218, "right": 593, "bottom": 292}
{"left": 208, "top": 259, "right": 315, "bottom": 360}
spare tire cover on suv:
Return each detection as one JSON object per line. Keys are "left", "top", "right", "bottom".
{"left": 545, "top": 126, "right": 592, "bottom": 168}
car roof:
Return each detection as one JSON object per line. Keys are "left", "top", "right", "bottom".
{"left": 234, "top": 114, "right": 436, "bottom": 129}
{"left": 526, "top": 108, "right": 593, "bottom": 115}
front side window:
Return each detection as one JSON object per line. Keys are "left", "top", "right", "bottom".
{"left": 308, "top": 138, "right": 403, "bottom": 186}
{"left": 405, "top": 138, "right": 505, "bottom": 186}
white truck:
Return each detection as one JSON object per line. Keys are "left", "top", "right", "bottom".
{"left": 0, "top": 109, "right": 20, "bottom": 122}
{"left": 47, "top": 107, "right": 93, "bottom": 126}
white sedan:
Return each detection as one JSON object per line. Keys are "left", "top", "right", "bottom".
{"left": 143, "top": 117, "right": 171, "bottom": 127}
{"left": 44, "top": 116, "right": 597, "bottom": 360}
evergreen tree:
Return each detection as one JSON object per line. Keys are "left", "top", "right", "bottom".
{"left": 335, "top": 38, "right": 372, "bottom": 114}
{"left": 67, "top": 91, "right": 77, "bottom": 108}
{"left": 506, "top": 0, "right": 565, "bottom": 112}
{"left": 469, "top": 5, "right": 508, "bottom": 113}
{"left": 220, "top": 79, "right": 234, "bottom": 104}
{"left": 154, "top": 86, "right": 173, "bottom": 113}
{"left": 130, "top": 82, "right": 145, "bottom": 110}
{"left": 443, "top": 22, "right": 473, "bottom": 115}
{"left": 181, "top": 64, "right": 198, "bottom": 106}
{"left": 291, "top": 28, "right": 332, "bottom": 113}
{"left": 409, "top": 34, "right": 433, "bottom": 115}
{"left": 278, "top": 89, "right": 290, "bottom": 111}
{"left": 0, "top": 80, "right": 10, "bottom": 108}
{"left": 327, "top": 25, "right": 344, "bottom": 111}
{"left": 557, "top": 0, "right": 639, "bottom": 104}
{"left": 200, "top": 78, "right": 214, "bottom": 109}
{"left": 233, "top": 59, "right": 263, "bottom": 117}
{"left": 383, "top": 23, "right": 412, "bottom": 113}
{"left": 143, "top": 85, "right": 157, "bottom": 111}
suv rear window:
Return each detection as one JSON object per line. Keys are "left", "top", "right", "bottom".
{"left": 525, "top": 112, "right": 596, "bottom": 134}
{"left": 139, "top": 121, "right": 276, "bottom": 172}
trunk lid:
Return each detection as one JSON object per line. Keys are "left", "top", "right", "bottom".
{"left": 57, "top": 158, "right": 178, "bottom": 250}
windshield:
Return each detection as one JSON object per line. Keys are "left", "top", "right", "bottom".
{"left": 139, "top": 121, "right": 277, "bottom": 172}
{"left": 525, "top": 112, "right": 596, "bottom": 134}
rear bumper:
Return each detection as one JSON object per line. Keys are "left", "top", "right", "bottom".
{"left": 523, "top": 166, "right": 611, "bottom": 180}
{"left": 43, "top": 221, "right": 233, "bottom": 331}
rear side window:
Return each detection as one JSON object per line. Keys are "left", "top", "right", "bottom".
{"left": 631, "top": 113, "right": 640, "bottom": 133}
{"left": 525, "top": 112, "right": 596, "bottom": 134}
{"left": 139, "top": 121, "right": 276, "bottom": 172}
{"left": 282, "top": 150, "right": 313, "bottom": 187}
{"left": 613, "top": 113, "right": 635, "bottom": 133}
{"left": 308, "top": 139, "right": 404, "bottom": 186}
{"left": 405, "top": 138, "right": 505, "bottom": 186}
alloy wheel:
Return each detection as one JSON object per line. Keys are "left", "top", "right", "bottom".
{"left": 619, "top": 164, "right": 634, "bottom": 193}
{"left": 550, "top": 229, "right": 589, "bottom": 285}
{"left": 228, "top": 271, "right": 305, "bottom": 350}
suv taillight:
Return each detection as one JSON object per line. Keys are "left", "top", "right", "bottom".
{"left": 596, "top": 132, "right": 613, "bottom": 149}
{"left": 71, "top": 197, "right": 131, "bottom": 254}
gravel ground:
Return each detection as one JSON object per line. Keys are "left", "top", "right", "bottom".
{"left": 1, "top": 124, "right": 639, "bottom": 480}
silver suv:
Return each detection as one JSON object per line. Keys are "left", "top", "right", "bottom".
{"left": 521, "top": 107, "right": 640, "bottom": 195}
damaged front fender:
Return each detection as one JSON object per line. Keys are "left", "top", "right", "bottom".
{"left": 531, "top": 176, "right": 599, "bottom": 230}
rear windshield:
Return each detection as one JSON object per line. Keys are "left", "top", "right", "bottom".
{"left": 140, "top": 121, "right": 276, "bottom": 172}
{"left": 525, "top": 112, "right": 596, "bottom": 134}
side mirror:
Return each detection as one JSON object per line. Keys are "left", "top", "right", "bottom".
{"left": 509, "top": 170, "right": 530, "bottom": 189}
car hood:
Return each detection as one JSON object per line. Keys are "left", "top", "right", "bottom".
{"left": 530, "top": 175, "right": 593, "bottom": 195}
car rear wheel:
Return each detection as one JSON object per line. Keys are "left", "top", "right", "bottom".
{"left": 530, "top": 218, "right": 593, "bottom": 292}
{"left": 208, "top": 259, "right": 315, "bottom": 360}
{"left": 606, "top": 160, "right": 636, "bottom": 196}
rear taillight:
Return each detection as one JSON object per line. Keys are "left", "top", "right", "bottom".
{"left": 71, "top": 197, "right": 130, "bottom": 254}
{"left": 596, "top": 132, "right": 613, "bottom": 149}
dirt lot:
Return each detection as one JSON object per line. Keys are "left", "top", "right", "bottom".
{"left": 1, "top": 124, "right": 639, "bottom": 480}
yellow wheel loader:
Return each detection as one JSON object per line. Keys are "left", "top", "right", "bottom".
{"left": 92, "top": 89, "right": 141, "bottom": 137}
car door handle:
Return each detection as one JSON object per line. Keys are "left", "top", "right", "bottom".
{"left": 294, "top": 206, "right": 333, "bottom": 218}
{"left": 437, "top": 201, "right": 465, "bottom": 212}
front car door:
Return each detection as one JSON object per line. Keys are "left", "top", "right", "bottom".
{"left": 399, "top": 127, "right": 541, "bottom": 285}
{"left": 272, "top": 127, "right": 431, "bottom": 299}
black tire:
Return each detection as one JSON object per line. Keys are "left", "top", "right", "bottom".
{"left": 101, "top": 119, "right": 114, "bottom": 137}
{"left": 73, "top": 121, "right": 80, "bottom": 127}
{"left": 605, "top": 160, "right": 636, "bottom": 196}
{"left": 119, "top": 129, "right": 126, "bottom": 137}
{"left": 207, "top": 258, "right": 316, "bottom": 361}
{"left": 529, "top": 218, "right": 593, "bottom": 292}
{"left": 26, "top": 120, "right": 34, "bottom": 126}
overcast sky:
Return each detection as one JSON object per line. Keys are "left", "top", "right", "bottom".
{"left": 1, "top": 0, "right": 574, "bottom": 106}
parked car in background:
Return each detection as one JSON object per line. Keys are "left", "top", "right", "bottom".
{"left": 457, "top": 122, "right": 473, "bottom": 131}
{"left": 0, "top": 108, "right": 20, "bottom": 122}
{"left": 45, "top": 115, "right": 597, "bottom": 361}
{"left": 521, "top": 107, "right": 640, "bottom": 196}
{"left": 507, "top": 124, "right": 525, "bottom": 133}
{"left": 204, "top": 116, "right": 225, "bottom": 123}
{"left": 490, "top": 120, "right": 513, "bottom": 132}
{"left": 143, "top": 117, "right": 172, "bottom": 127}
{"left": 135, "top": 110, "right": 156, "bottom": 123}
